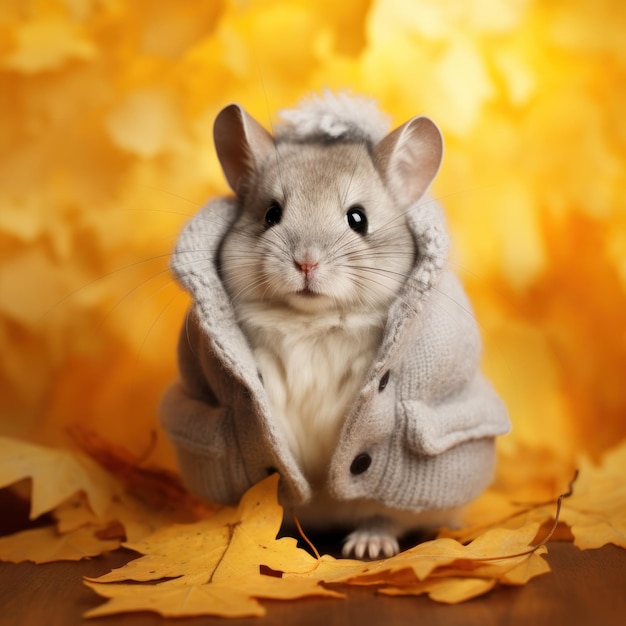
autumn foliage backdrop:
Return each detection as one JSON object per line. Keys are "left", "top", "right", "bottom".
{"left": 1, "top": 0, "right": 625, "bottom": 490}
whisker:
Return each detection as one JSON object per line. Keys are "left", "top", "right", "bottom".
{"left": 38, "top": 252, "right": 181, "bottom": 323}
{"left": 133, "top": 283, "right": 188, "bottom": 366}
{"left": 138, "top": 185, "right": 205, "bottom": 211}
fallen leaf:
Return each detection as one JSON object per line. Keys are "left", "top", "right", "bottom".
{"left": 68, "top": 425, "right": 215, "bottom": 518}
{"left": 0, "top": 436, "right": 212, "bottom": 565}
{"left": 88, "top": 476, "right": 320, "bottom": 585}
{"left": 53, "top": 493, "right": 101, "bottom": 533}
{"left": 0, "top": 525, "right": 121, "bottom": 564}
{"left": 52, "top": 493, "right": 155, "bottom": 543}
{"left": 380, "top": 577, "right": 497, "bottom": 604}
{"left": 84, "top": 475, "right": 341, "bottom": 618}
{"left": 0, "top": 437, "right": 119, "bottom": 519}
{"left": 85, "top": 575, "right": 341, "bottom": 619}
{"left": 313, "top": 522, "right": 549, "bottom": 595}
{"left": 560, "top": 441, "right": 626, "bottom": 550}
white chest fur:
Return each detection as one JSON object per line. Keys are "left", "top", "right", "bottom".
{"left": 236, "top": 304, "right": 384, "bottom": 486}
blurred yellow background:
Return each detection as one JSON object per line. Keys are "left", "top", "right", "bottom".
{"left": 1, "top": 0, "right": 624, "bottom": 489}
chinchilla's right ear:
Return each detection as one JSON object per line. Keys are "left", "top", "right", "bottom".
{"left": 213, "top": 104, "right": 276, "bottom": 195}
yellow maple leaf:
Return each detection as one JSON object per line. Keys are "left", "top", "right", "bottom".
{"left": 52, "top": 490, "right": 194, "bottom": 545}
{"left": 560, "top": 440, "right": 626, "bottom": 550}
{"left": 0, "top": 435, "right": 211, "bottom": 565}
{"left": 67, "top": 425, "right": 216, "bottom": 519}
{"left": 0, "top": 525, "right": 121, "bottom": 564}
{"left": 303, "top": 521, "right": 550, "bottom": 605}
{"left": 84, "top": 475, "right": 342, "bottom": 618}
{"left": 53, "top": 493, "right": 102, "bottom": 534}
{"left": 380, "top": 576, "right": 497, "bottom": 604}
{"left": 0, "top": 437, "right": 119, "bottom": 519}
{"left": 85, "top": 574, "right": 341, "bottom": 619}
{"left": 86, "top": 476, "right": 319, "bottom": 586}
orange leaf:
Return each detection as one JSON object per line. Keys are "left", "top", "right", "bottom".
{"left": 560, "top": 440, "right": 626, "bottom": 550}
{"left": 84, "top": 475, "right": 341, "bottom": 618}
{"left": 0, "top": 525, "right": 121, "bottom": 564}
{"left": 0, "top": 437, "right": 119, "bottom": 519}
{"left": 381, "top": 577, "right": 497, "bottom": 604}
{"left": 69, "top": 425, "right": 215, "bottom": 518}
{"left": 314, "top": 522, "right": 549, "bottom": 589}
{"left": 85, "top": 575, "right": 341, "bottom": 619}
{"left": 0, "top": 437, "right": 216, "bottom": 565}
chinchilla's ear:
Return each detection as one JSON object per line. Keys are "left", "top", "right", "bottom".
{"left": 374, "top": 116, "right": 443, "bottom": 206}
{"left": 213, "top": 104, "right": 275, "bottom": 194}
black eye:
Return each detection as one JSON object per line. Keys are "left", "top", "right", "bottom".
{"left": 346, "top": 205, "right": 368, "bottom": 235}
{"left": 264, "top": 201, "right": 283, "bottom": 227}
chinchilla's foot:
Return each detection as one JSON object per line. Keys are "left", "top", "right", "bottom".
{"left": 342, "top": 517, "right": 400, "bottom": 560}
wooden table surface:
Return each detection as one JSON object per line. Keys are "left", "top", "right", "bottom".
{"left": 1, "top": 540, "right": 625, "bottom": 625}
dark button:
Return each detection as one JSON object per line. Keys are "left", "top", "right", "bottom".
{"left": 265, "top": 466, "right": 278, "bottom": 476}
{"left": 378, "top": 370, "right": 390, "bottom": 392}
{"left": 350, "top": 453, "right": 372, "bottom": 475}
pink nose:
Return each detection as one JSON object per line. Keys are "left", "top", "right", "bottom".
{"left": 295, "top": 261, "right": 319, "bottom": 277}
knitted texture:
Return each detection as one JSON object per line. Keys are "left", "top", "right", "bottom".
{"left": 159, "top": 196, "right": 510, "bottom": 512}
{"left": 276, "top": 90, "right": 391, "bottom": 144}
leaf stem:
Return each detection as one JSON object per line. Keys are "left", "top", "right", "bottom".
{"left": 290, "top": 508, "right": 321, "bottom": 560}
{"left": 465, "top": 470, "right": 579, "bottom": 563}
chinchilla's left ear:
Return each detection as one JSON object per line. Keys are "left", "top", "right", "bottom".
{"left": 213, "top": 104, "right": 275, "bottom": 195}
{"left": 374, "top": 116, "right": 443, "bottom": 206}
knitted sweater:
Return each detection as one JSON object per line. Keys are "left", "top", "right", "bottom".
{"left": 159, "top": 196, "right": 510, "bottom": 512}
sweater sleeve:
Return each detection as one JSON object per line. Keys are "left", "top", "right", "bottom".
{"left": 158, "top": 311, "right": 250, "bottom": 504}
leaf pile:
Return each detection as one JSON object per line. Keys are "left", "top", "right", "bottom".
{"left": 1, "top": 435, "right": 625, "bottom": 618}
{"left": 0, "top": 436, "right": 210, "bottom": 563}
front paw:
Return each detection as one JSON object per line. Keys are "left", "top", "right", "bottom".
{"left": 342, "top": 527, "right": 400, "bottom": 560}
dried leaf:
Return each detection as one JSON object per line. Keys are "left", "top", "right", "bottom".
{"left": 53, "top": 493, "right": 101, "bottom": 533}
{"left": 84, "top": 475, "right": 341, "bottom": 618}
{"left": 560, "top": 441, "right": 626, "bottom": 550}
{"left": 314, "top": 522, "right": 549, "bottom": 595}
{"left": 85, "top": 575, "right": 340, "bottom": 619}
{"left": 68, "top": 425, "right": 216, "bottom": 518}
{"left": 0, "top": 436, "right": 210, "bottom": 565}
{"left": 52, "top": 491, "right": 173, "bottom": 544}
{"left": 0, "top": 525, "right": 120, "bottom": 564}
{"left": 381, "top": 577, "right": 497, "bottom": 604}
{"left": 88, "top": 478, "right": 319, "bottom": 585}
{"left": 0, "top": 437, "right": 119, "bottom": 519}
